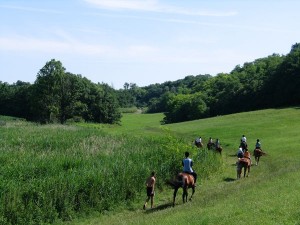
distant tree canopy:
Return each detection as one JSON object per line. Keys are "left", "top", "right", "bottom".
{"left": 116, "top": 43, "right": 299, "bottom": 123}
{"left": 1, "top": 43, "right": 300, "bottom": 124}
{"left": 0, "top": 59, "right": 121, "bottom": 124}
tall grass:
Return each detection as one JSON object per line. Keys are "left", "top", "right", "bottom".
{"left": 0, "top": 118, "right": 222, "bottom": 224}
{"left": 69, "top": 107, "right": 300, "bottom": 225}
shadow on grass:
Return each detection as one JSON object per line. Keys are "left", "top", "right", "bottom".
{"left": 144, "top": 203, "right": 173, "bottom": 213}
{"left": 223, "top": 177, "right": 236, "bottom": 182}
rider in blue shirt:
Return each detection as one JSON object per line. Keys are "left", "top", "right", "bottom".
{"left": 255, "top": 139, "right": 261, "bottom": 149}
{"left": 182, "top": 151, "right": 197, "bottom": 183}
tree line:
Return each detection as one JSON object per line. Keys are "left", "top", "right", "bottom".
{"left": 117, "top": 43, "right": 300, "bottom": 123}
{"left": 1, "top": 43, "right": 300, "bottom": 124}
{"left": 0, "top": 60, "right": 121, "bottom": 124}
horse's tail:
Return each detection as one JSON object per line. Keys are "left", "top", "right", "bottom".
{"left": 166, "top": 174, "right": 184, "bottom": 188}
{"left": 166, "top": 180, "right": 183, "bottom": 188}
{"left": 166, "top": 179, "right": 175, "bottom": 187}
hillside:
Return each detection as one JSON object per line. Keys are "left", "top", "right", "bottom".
{"left": 1, "top": 107, "right": 300, "bottom": 225}
{"left": 70, "top": 107, "right": 300, "bottom": 225}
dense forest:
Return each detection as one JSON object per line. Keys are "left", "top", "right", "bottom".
{"left": 1, "top": 43, "right": 300, "bottom": 124}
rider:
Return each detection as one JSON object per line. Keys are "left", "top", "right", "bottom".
{"left": 207, "top": 137, "right": 213, "bottom": 149}
{"left": 240, "top": 135, "right": 247, "bottom": 152}
{"left": 195, "top": 136, "right": 202, "bottom": 145}
{"left": 237, "top": 147, "right": 244, "bottom": 159}
{"left": 241, "top": 135, "right": 247, "bottom": 143}
{"left": 215, "top": 138, "right": 220, "bottom": 149}
{"left": 182, "top": 151, "right": 197, "bottom": 184}
{"left": 255, "top": 139, "right": 261, "bottom": 149}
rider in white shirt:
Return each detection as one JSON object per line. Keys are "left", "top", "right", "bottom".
{"left": 241, "top": 135, "right": 247, "bottom": 143}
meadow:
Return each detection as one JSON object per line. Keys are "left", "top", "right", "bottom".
{"left": 1, "top": 107, "right": 300, "bottom": 225}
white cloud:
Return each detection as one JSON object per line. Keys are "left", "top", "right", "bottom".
{"left": 0, "top": 36, "right": 111, "bottom": 55}
{"left": 0, "top": 36, "right": 162, "bottom": 63}
{"left": 0, "top": 4, "right": 63, "bottom": 14}
{"left": 84, "top": 0, "right": 237, "bottom": 17}
{"left": 84, "top": 0, "right": 159, "bottom": 11}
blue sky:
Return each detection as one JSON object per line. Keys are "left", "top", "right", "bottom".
{"left": 1, "top": 0, "right": 300, "bottom": 89}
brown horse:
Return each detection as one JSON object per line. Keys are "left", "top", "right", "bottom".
{"left": 236, "top": 158, "right": 251, "bottom": 179}
{"left": 253, "top": 148, "right": 266, "bottom": 165}
{"left": 167, "top": 173, "right": 195, "bottom": 206}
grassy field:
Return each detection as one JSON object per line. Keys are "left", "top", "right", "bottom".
{"left": 68, "top": 107, "right": 300, "bottom": 225}
{"left": 1, "top": 107, "right": 300, "bottom": 225}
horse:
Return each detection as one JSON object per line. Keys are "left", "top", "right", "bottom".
{"left": 167, "top": 172, "right": 195, "bottom": 206}
{"left": 236, "top": 158, "right": 251, "bottom": 179}
{"left": 207, "top": 142, "right": 215, "bottom": 150}
{"left": 195, "top": 141, "right": 203, "bottom": 148}
{"left": 253, "top": 148, "right": 266, "bottom": 165}
{"left": 215, "top": 146, "right": 222, "bottom": 154}
{"left": 207, "top": 143, "right": 222, "bottom": 154}
{"left": 240, "top": 141, "right": 248, "bottom": 152}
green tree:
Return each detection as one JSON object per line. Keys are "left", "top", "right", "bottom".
{"left": 86, "top": 83, "right": 121, "bottom": 123}
{"left": 30, "top": 59, "right": 66, "bottom": 123}
{"left": 162, "top": 93, "right": 208, "bottom": 124}
{"left": 30, "top": 59, "right": 121, "bottom": 124}
{"left": 266, "top": 43, "right": 300, "bottom": 107}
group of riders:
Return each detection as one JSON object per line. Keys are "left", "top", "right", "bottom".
{"left": 235, "top": 135, "right": 266, "bottom": 178}
{"left": 193, "top": 134, "right": 265, "bottom": 179}
{"left": 237, "top": 135, "right": 263, "bottom": 162}
{"left": 194, "top": 136, "right": 221, "bottom": 151}
{"left": 144, "top": 134, "right": 265, "bottom": 209}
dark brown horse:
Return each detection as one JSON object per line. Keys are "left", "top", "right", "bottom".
{"left": 236, "top": 158, "right": 251, "bottom": 179}
{"left": 240, "top": 141, "right": 248, "bottom": 152}
{"left": 207, "top": 142, "right": 215, "bottom": 150}
{"left": 215, "top": 146, "right": 222, "bottom": 154}
{"left": 195, "top": 141, "right": 203, "bottom": 148}
{"left": 207, "top": 142, "right": 222, "bottom": 154}
{"left": 167, "top": 173, "right": 195, "bottom": 206}
{"left": 253, "top": 148, "right": 266, "bottom": 165}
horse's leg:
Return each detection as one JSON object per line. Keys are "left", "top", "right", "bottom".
{"left": 237, "top": 163, "right": 241, "bottom": 179}
{"left": 238, "top": 169, "right": 241, "bottom": 179}
{"left": 189, "top": 187, "right": 195, "bottom": 201}
{"left": 182, "top": 187, "right": 188, "bottom": 203}
{"left": 173, "top": 187, "right": 178, "bottom": 207}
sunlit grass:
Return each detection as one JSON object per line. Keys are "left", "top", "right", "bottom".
{"left": 69, "top": 107, "right": 300, "bottom": 225}
{"left": 1, "top": 107, "right": 300, "bottom": 225}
